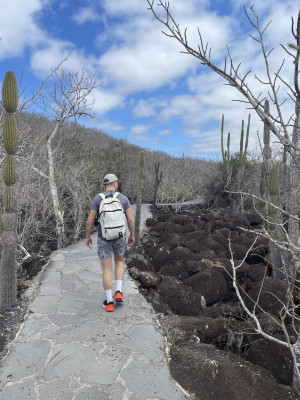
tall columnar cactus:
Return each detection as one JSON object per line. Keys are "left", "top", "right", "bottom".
{"left": 0, "top": 71, "right": 19, "bottom": 311}
{"left": 116, "top": 144, "right": 126, "bottom": 192}
{"left": 268, "top": 167, "right": 279, "bottom": 230}
{"left": 221, "top": 114, "right": 250, "bottom": 213}
{"left": 134, "top": 151, "right": 145, "bottom": 246}
{"left": 261, "top": 100, "right": 279, "bottom": 230}
{"left": 234, "top": 114, "right": 250, "bottom": 193}
{"left": 261, "top": 100, "right": 271, "bottom": 226}
{"left": 260, "top": 100, "right": 283, "bottom": 278}
{"left": 221, "top": 114, "right": 232, "bottom": 185}
{"left": 288, "top": 99, "right": 300, "bottom": 244}
{"left": 238, "top": 115, "right": 250, "bottom": 167}
{"left": 153, "top": 161, "right": 163, "bottom": 206}
{"left": 260, "top": 165, "right": 266, "bottom": 197}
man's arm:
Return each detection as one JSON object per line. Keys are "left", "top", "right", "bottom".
{"left": 86, "top": 209, "right": 97, "bottom": 248}
{"left": 125, "top": 208, "right": 135, "bottom": 246}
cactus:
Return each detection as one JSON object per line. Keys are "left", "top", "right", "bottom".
{"left": 240, "top": 114, "right": 250, "bottom": 166}
{"left": 221, "top": 115, "right": 232, "bottom": 181}
{"left": 221, "top": 114, "right": 250, "bottom": 213}
{"left": 260, "top": 165, "right": 266, "bottom": 196}
{"left": 4, "top": 187, "right": 15, "bottom": 213}
{"left": 263, "top": 101, "right": 270, "bottom": 147}
{"left": 260, "top": 179, "right": 265, "bottom": 197}
{"left": 268, "top": 168, "right": 278, "bottom": 229}
{"left": 153, "top": 161, "right": 163, "bottom": 206}
{"left": 261, "top": 100, "right": 272, "bottom": 227}
{"left": 269, "top": 168, "right": 278, "bottom": 196}
{"left": 0, "top": 70, "right": 19, "bottom": 311}
{"left": 0, "top": 215, "right": 3, "bottom": 235}
{"left": 114, "top": 144, "right": 127, "bottom": 192}
{"left": 134, "top": 151, "right": 145, "bottom": 246}
{"left": 2, "top": 71, "right": 18, "bottom": 113}
{"left": 3, "top": 156, "right": 17, "bottom": 185}
{"left": 260, "top": 100, "right": 284, "bottom": 278}
{"left": 3, "top": 113, "right": 18, "bottom": 154}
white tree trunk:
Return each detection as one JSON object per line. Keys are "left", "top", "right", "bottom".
{"left": 47, "top": 123, "right": 65, "bottom": 249}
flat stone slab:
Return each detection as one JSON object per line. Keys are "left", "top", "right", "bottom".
{"left": 126, "top": 324, "right": 165, "bottom": 363}
{"left": 0, "top": 339, "right": 51, "bottom": 385}
{"left": 38, "top": 377, "right": 73, "bottom": 400}
{"left": 0, "top": 205, "right": 191, "bottom": 400}
{"left": 81, "top": 344, "right": 131, "bottom": 385}
{"left": 16, "top": 314, "right": 51, "bottom": 342}
{"left": 30, "top": 295, "right": 60, "bottom": 314}
{"left": 120, "top": 361, "right": 189, "bottom": 400}
{"left": 44, "top": 342, "right": 102, "bottom": 381}
{"left": 0, "top": 378, "right": 37, "bottom": 399}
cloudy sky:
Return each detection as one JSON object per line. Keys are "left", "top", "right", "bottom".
{"left": 0, "top": 0, "right": 299, "bottom": 158}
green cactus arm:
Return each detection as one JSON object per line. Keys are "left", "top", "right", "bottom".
{"left": 260, "top": 179, "right": 265, "bottom": 196}
{"left": 239, "top": 119, "right": 244, "bottom": 166}
{"left": 3, "top": 156, "right": 17, "bottom": 185}
{"left": 0, "top": 215, "right": 3, "bottom": 235}
{"left": 221, "top": 114, "right": 225, "bottom": 160}
{"left": 2, "top": 71, "right": 18, "bottom": 113}
{"left": 242, "top": 114, "right": 251, "bottom": 165}
{"left": 263, "top": 100, "right": 270, "bottom": 145}
{"left": 3, "top": 114, "right": 18, "bottom": 154}
{"left": 227, "top": 132, "right": 230, "bottom": 162}
{"left": 269, "top": 168, "right": 278, "bottom": 196}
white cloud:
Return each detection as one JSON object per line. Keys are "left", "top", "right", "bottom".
{"left": 0, "top": 0, "right": 47, "bottom": 59}
{"left": 151, "top": 68, "right": 263, "bottom": 154}
{"left": 98, "top": 119, "right": 124, "bottom": 133}
{"left": 94, "top": 0, "right": 239, "bottom": 100}
{"left": 158, "top": 129, "right": 172, "bottom": 136}
{"left": 72, "top": 6, "right": 102, "bottom": 25}
{"left": 91, "top": 88, "right": 125, "bottom": 115}
{"left": 133, "top": 98, "right": 167, "bottom": 117}
{"left": 128, "top": 123, "right": 156, "bottom": 144}
{"left": 30, "top": 43, "right": 98, "bottom": 78}
{"left": 97, "top": 30, "right": 197, "bottom": 94}
{"left": 130, "top": 124, "right": 151, "bottom": 135}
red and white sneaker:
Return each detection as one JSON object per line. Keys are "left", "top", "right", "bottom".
{"left": 103, "top": 300, "right": 114, "bottom": 312}
{"left": 114, "top": 291, "right": 124, "bottom": 303}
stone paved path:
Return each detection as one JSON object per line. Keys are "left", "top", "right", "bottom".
{"left": 0, "top": 204, "right": 192, "bottom": 400}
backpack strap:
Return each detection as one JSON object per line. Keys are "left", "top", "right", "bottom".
{"left": 113, "top": 192, "right": 125, "bottom": 214}
{"left": 98, "top": 193, "right": 105, "bottom": 216}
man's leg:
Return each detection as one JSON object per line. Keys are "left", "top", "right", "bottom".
{"left": 101, "top": 257, "right": 113, "bottom": 290}
{"left": 101, "top": 257, "right": 114, "bottom": 303}
{"left": 114, "top": 255, "right": 124, "bottom": 301}
{"left": 114, "top": 255, "right": 124, "bottom": 281}
{"left": 98, "top": 237, "right": 114, "bottom": 311}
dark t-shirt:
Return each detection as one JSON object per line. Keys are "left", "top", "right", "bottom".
{"left": 90, "top": 190, "right": 131, "bottom": 238}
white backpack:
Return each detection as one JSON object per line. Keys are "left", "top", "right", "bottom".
{"left": 98, "top": 192, "right": 126, "bottom": 240}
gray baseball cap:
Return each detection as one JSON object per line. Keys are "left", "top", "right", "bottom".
{"left": 103, "top": 173, "right": 120, "bottom": 184}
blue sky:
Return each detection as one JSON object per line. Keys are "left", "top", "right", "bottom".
{"left": 0, "top": 0, "right": 299, "bottom": 159}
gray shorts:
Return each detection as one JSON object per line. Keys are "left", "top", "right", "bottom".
{"left": 97, "top": 236, "right": 126, "bottom": 260}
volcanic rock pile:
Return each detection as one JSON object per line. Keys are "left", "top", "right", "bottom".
{"left": 126, "top": 207, "right": 299, "bottom": 400}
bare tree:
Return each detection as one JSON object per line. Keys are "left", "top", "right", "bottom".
{"left": 147, "top": 2, "right": 299, "bottom": 164}
{"left": 157, "top": 155, "right": 204, "bottom": 211}
{"left": 134, "top": 151, "right": 145, "bottom": 246}
{"left": 23, "top": 68, "right": 98, "bottom": 249}
{"left": 225, "top": 218, "right": 300, "bottom": 395}
{"left": 147, "top": 1, "right": 300, "bottom": 393}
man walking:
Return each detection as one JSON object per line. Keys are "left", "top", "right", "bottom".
{"left": 86, "top": 174, "right": 135, "bottom": 312}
